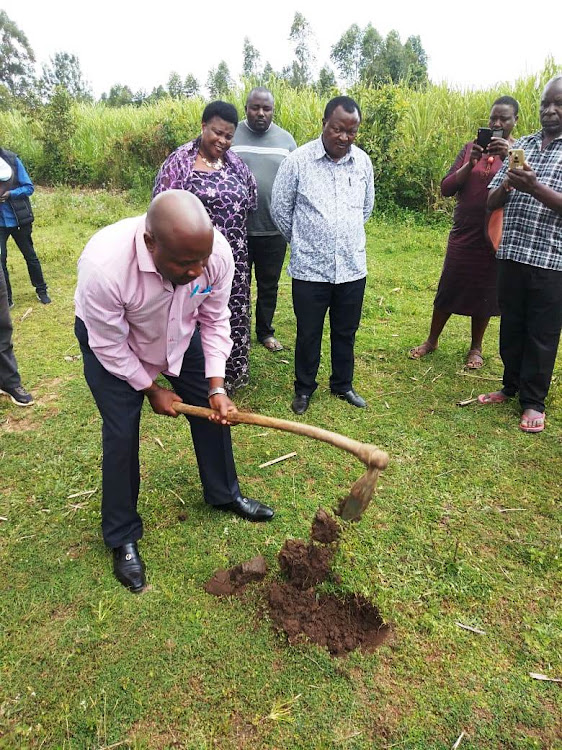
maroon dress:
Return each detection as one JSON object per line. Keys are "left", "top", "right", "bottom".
{"left": 433, "top": 143, "right": 503, "bottom": 317}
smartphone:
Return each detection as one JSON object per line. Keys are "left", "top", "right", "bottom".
{"left": 476, "top": 127, "right": 493, "bottom": 149}
{"left": 508, "top": 148, "right": 525, "bottom": 170}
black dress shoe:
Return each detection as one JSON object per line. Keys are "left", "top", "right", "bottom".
{"left": 113, "top": 542, "right": 146, "bottom": 593}
{"left": 291, "top": 394, "right": 310, "bottom": 415}
{"left": 331, "top": 388, "right": 367, "bottom": 408}
{"left": 216, "top": 496, "right": 275, "bottom": 522}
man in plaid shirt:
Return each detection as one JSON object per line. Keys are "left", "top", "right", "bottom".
{"left": 479, "top": 75, "right": 562, "bottom": 433}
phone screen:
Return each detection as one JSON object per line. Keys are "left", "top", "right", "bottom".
{"left": 477, "top": 128, "right": 493, "bottom": 149}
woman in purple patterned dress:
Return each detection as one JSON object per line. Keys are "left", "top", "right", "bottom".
{"left": 153, "top": 101, "right": 257, "bottom": 393}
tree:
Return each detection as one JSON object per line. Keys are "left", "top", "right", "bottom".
{"left": 330, "top": 24, "right": 362, "bottom": 86}
{"left": 40, "top": 51, "right": 92, "bottom": 102}
{"left": 166, "top": 71, "right": 199, "bottom": 99}
{"left": 132, "top": 89, "right": 147, "bottom": 106}
{"left": 403, "top": 35, "right": 428, "bottom": 86}
{"left": 184, "top": 74, "right": 199, "bottom": 97}
{"left": 146, "top": 85, "right": 168, "bottom": 104}
{"left": 359, "top": 24, "right": 383, "bottom": 81}
{"left": 331, "top": 23, "right": 427, "bottom": 88}
{"left": 0, "top": 10, "right": 36, "bottom": 97}
{"left": 207, "top": 61, "right": 233, "bottom": 98}
{"left": 262, "top": 61, "right": 274, "bottom": 80}
{"left": 42, "top": 86, "right": 75, "bottom": 182}
{"left": 287, "top": 11, "right": 316, "bottom": 87}
{"left": 242, "top": 37, "right": 261, "bottom": 79}
{"left": 167, "top": 71, "right": 184, "bottom": 98}
{"left": 315, "top": 65, "right": 337, "bottom": 96}
{"left": 103, "top": 84, "right": 134, "bottom": 107}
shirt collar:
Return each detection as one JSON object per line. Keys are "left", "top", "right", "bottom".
{"left": 314, "top": 136, "right": 354, "bottom": 164}
{"left": 540, "top": 129, "right": 562, "bottom": 142}
{"left": 135, "top": 215, "right": 159, "bottom": 274}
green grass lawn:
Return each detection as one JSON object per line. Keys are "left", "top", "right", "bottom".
{"left": 0, "top": 189, "right": 560, "bottom": 750}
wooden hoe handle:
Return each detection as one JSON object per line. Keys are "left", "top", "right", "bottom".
{"left": 172, "top": 403, "right": 389, "bottom": 471}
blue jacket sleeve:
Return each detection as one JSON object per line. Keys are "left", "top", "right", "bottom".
{"left": 10, "top": 159, "right": 34, "bottom": 198}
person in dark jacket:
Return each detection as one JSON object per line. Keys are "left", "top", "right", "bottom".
{"left": 0, "top": 262, "right": 33, "bottom": 406}
{"left": 0, "top": 148, "right": 50, "bottom": 306}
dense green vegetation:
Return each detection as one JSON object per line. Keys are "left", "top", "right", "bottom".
{"left": 1, "top": 189, "right": 560, "bottom": 749}
{"left": 1, "top": 61, "right": 559, "bottom": 213}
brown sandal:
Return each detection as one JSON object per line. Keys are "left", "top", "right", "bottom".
{"left": 466, "top": 349, "right": 484, "bottom": 369}
{"left": 262, "top": 337, "right": 284, "bottom": 352}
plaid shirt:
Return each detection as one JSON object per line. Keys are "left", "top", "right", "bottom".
{"left": 489, "top": 132, "right": 562, "bottom": 271}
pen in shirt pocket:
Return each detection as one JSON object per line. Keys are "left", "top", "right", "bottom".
{"left": 190, "top": 283, "right": 212, "bottom": 298}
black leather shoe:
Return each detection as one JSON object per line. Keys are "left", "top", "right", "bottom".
{"left": 217, "top": 496, "right": 275, "bottom": 522}
{"left": 291, "top": 394, "right": 310, "bottom": 415}
{"left": 113, "top": 542, "right": 146, "bottom": 593}
{"left": 331, "top": 388, "right": 367, "bottom": 408}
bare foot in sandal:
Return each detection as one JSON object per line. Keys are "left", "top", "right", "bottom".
{"left": 519, "top": 409, "right": 545, "bottom": 433}
{"left": 261, "top": 336, "right": 284, "bottom": 352}
{"left": 466, "top": 349, "right": 484, "bottom": 369}
{"left": 409, "top": 341, "right": 437, "bottom": 359}
{"left": 477, "top": 391, "right": 510, "bottom": 404}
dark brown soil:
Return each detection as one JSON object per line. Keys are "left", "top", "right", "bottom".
{"left": 311, "top": 508, "right": 341, "bottom": 543}
{"left": 268, "top": 582, "right": 390, "bottom": 656}
{"left": 204, "top": 508, "right": 389, "bottom": 656}
{"left": 278, "top": 539, "right": 334, "bottom": 589}
{"left": 204, "top": 555, "right": 267, "bottom": 596}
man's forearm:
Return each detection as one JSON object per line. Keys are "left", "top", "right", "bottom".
{"left": 487, "top": 184, "right": 509, "bottom": 211}
{"left": 532, "top": 183, "right": 562, "bottom": 214}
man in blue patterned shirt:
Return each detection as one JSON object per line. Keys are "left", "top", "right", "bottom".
{"left": 479, "top": 75, "right": 562, "bottom": 433}
{"left": 271, "top": 96, "right": 375, "bottom": 415}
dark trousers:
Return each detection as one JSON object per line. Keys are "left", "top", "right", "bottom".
{"left": 0, "top": 224, "right": 47, "bottom": 301}
{"left": 497, "top": 260, "right": 562, "bottom": 412}
{"left": 75, "top": 318, "right": 241, "bottom": 549}
{"left": 292, "top": 277, "right": 366, "bottom": 396}
{"left": 0, "top": 263, "right": 20, "bottom": 390}
{"left": 248, "top": 234, "right": 287, "bottom": 342}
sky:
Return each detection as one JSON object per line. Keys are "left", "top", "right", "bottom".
{"left": 2, "top": 0, "right": 560, "bottom": 97}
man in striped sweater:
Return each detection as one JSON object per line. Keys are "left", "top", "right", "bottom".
{"left": 231, "top": 88, "right": 297, "bottom": 353}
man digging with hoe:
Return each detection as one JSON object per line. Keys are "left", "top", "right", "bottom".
{"left": 75, "top": 191, "right": 274, "bottom": 593}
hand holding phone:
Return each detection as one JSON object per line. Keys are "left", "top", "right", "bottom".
{"left": 468, "top": 142, "right": 484, "bottom": 165}
{"left": 508, "top": 148, "right": 525, "bottom": 170}
{"left": 487, "top": 132, "right": 509, "bottom": 159}
{"left": 476, "top": 128, "right": 493, "bottom": 150}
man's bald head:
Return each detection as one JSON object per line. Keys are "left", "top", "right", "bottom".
{"left": 145, "top": 191, "right": 214, "bottom": 285}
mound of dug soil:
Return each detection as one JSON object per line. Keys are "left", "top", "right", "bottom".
{"left": 204, "top": 555, "right": 267, "bottom": 596}
{"left": 311, "top": 508, "right": 341, "bottom": 544}
{"left": 204, "top": 509, "right": 389, "bottom": 656}
{"left": 278, "top": 539, "right": 334, "bottom": 589}
{"left": 268, "top": 582, "right": 389, "bottom": 656}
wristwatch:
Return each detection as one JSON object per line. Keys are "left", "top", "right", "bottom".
{"left": 208, "top": 386, "right": 227, "bottom": 398}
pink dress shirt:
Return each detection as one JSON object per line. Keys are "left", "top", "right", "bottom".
{"left": 75, "top": 215, "right": 234, "bottom": 391}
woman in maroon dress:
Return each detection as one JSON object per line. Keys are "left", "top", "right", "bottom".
{"left": 409, "top": 96, "right": 519, "bottom": 368}
{"left": 154, "top": 101, "right": 257, "bottom": 393}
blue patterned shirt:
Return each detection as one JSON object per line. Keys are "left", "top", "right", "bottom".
{"left": 271, "top": 137, "right": 375, "bottom": 283}
{"left": 489, "top": 131, "right": 562, "bottom": 271}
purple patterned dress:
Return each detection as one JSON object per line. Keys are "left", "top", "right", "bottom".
{"left": 153, "top": 138, "right": 257, "bottom": 393}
